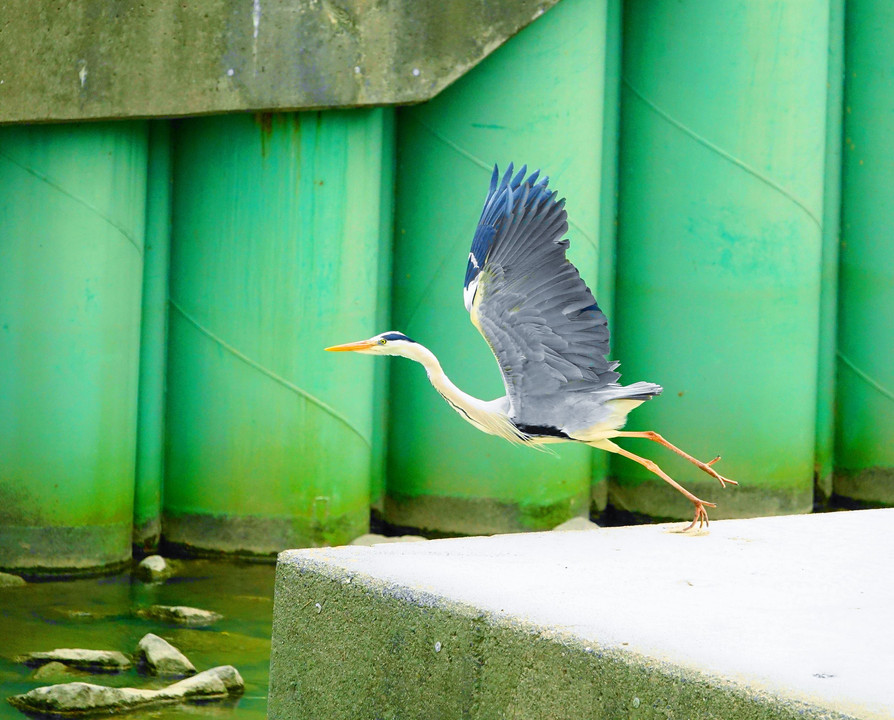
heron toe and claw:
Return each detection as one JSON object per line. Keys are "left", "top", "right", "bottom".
{"left": 327, "top": 163, "right": 738, "bottom": 531}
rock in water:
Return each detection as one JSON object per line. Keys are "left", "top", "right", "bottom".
{"left": 0, "top": 571, "right": 26, "bottom": 587}
{"left": 9, "top": 682, "right": 154, "bottom": 715}
{"left": 30, "top": 662, "right": 87, "bottom": 682}
{"left": 136, "top": 634, "right": 196, "bottom": 677}
{"left": 135, "top": 555, "right": 172, "bottom": 582}
{"left": 552, "top": 516, "right": 601, "bottom": 531}
{"left": 8, "top": 665, "right": 244, "bottom": 716}
{"left": 16, "top": 649, "right": 132, "bottom": 673}
{"left": 50, "top": 608, "right": 101, "bottom": 622}
{"left": 135, "top": 605, "right": 223, "bottom": 626}
{"left": 168, "top": 665, "right": 244, "bottom": 695}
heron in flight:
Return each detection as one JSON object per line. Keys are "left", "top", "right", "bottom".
{"left": 327, "top": 164, "right": 737, "bottom": 530}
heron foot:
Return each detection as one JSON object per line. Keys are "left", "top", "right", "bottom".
{"left": 611, "top": 432, "right": 740, "bottom": 490}
{"left": 595, "top": 438, "right": 729, "bottom": 531}
{"left": 694, "top": 455, "right": 738, "bottom": 489}
{"left": 683, "top": 497, "right": 716, "bottom": 531}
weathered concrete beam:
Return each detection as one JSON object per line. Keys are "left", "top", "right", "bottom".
{"left": 269, "top": 510, "right": 894, "bottom": 719}
{"left": 0, "top": 0, "right": 559, "bottom": 124}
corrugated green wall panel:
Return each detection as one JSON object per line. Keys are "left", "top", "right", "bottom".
{"left": 612, "top": 0, "right": 828, "bottom": 520}
{"left": 835, "top": 0, "right": 894, "bottom": 505}
{"left": 165, "top": 111, "right": 387, "bottom": 554}
{"left": 0, "top": 121, "right": 147, "bottom": 573}
{"left": 388, "top": 0, "right": 608, "bottom": 534}
{"left": 134, "top": 120, "right": 172, "bottom": 551}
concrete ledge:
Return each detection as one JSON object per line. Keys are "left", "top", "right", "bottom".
{"left": 0, "top": 0, "right": 559, "bottom": 123}
{"left": 268, "top": 510, "right": 893, "bottom": 719}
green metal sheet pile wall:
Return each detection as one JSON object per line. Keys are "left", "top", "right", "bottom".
{"left": 611, "top": 0, "right": 829, "bottom": 521}
{"left": 386, "top": 0, "right": 610, "bottom": 535}
{"left": 0, "top": 122, "right": 147, "bottom": 573}
{"left": 836, "top": 0, "right": 894, "bottom": 506}
{"left": 164, "top": 111, "right": 391, "bottom": 554}
{"left": 3, "top": 1, "right": 894, "bottom": 575}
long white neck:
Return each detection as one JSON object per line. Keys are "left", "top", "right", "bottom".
{"left": 400, "top": 342, "right": 524, "bottom": 443}
{"left": 404, "top": 342, "right": 480, "bottom": 413}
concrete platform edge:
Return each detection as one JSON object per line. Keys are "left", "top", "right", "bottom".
{"left": 268, "top": 550, "right": 860, "bottom": 720}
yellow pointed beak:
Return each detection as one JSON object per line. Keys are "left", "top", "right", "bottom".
{"left": 325, "top": 340, "right": 376, "bottom": 352}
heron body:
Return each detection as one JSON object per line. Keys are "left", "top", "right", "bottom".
{"left": 328, "top": 164, "right": 736, "bottom": 529}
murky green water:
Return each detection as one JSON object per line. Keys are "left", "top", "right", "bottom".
{"left": 0, "top": 559, "right": 275, "bottom": 719}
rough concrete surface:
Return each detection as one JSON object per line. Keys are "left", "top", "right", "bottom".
{"left": 269, "top": 510, "right": 894, "bottom": 719}
{"left": 0, "top": 0, "right": 559, "bottom": 123}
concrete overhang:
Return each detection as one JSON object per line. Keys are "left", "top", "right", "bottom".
{"left": 0, "top": 0, "right": 560, "bottom": 124}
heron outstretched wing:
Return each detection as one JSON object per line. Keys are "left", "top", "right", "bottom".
{"left": 464, "top": 164, "right": 620, "bottom": 429}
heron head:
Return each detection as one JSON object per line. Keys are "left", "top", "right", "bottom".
{"left": 325, "top": 331, "right": 419, "bottom": 357}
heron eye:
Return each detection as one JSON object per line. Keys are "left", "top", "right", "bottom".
{"left": 378, "top": 338, "right": 387, "bottom": 345}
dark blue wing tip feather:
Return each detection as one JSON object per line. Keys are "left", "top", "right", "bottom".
{"left": 467, "top": 162, "right": 565, "bottom": 293}
{"left": 489, "top": 163, "right": 560, "bottom": 214}
{"left": 494, "top": 162, "right": 549, "bottom": 188}
{"left": 501, "top": 163, "right": 514, "bottom": 187}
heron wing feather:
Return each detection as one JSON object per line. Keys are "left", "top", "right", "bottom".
{"left": 464, "top": 164, "right": 620, "bottom": 428}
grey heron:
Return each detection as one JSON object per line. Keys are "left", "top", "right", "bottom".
{"left": 327, "top": 163, "right": 737, "bottom": 530}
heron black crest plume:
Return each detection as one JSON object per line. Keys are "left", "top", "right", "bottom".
{"left": 327, "top": 163, "right": 738, "bottom": 531}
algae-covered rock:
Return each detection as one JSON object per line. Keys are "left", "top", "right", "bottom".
{"left": 9, "top": 681, "right": 154, "bottom": 715}
{"left": 53, "top": 609, "right": 98, "bottom": 621}
{"left": 135, "top": 555, "right": 173, "bottom": 582}
{"left": 47, "top": 606, "right": 119, "bottom": 623}
{"left": 0, "top": 571, "right": 26, "bottom": 587}
{"left": 135, "top": 604, "right": 223, "bottom": 626}
{"left": 17, "top": 649, "right": 132, "bottom": 673}
{"left": 7, "top": 665, "right": 244, "bottom": 716}
{"left": 136, "top": 634, "right": 196, "bottom": 677}
{"left": 30, "top": 661, "right": 88, "bottom": 682}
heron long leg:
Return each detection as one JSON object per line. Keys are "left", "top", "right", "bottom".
{"left": 594, "top": 439, "right": 714, "bottom": 531}
{"left": 612, "top": 431, "right": 738, "bottom": 489}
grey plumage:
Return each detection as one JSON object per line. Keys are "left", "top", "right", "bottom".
{"left": 465, "top": 163, "right": 661, "bottom": 438}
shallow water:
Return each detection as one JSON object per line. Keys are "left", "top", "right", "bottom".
{"left": 0, "top": 559, "right": 275, "bottom": 720}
